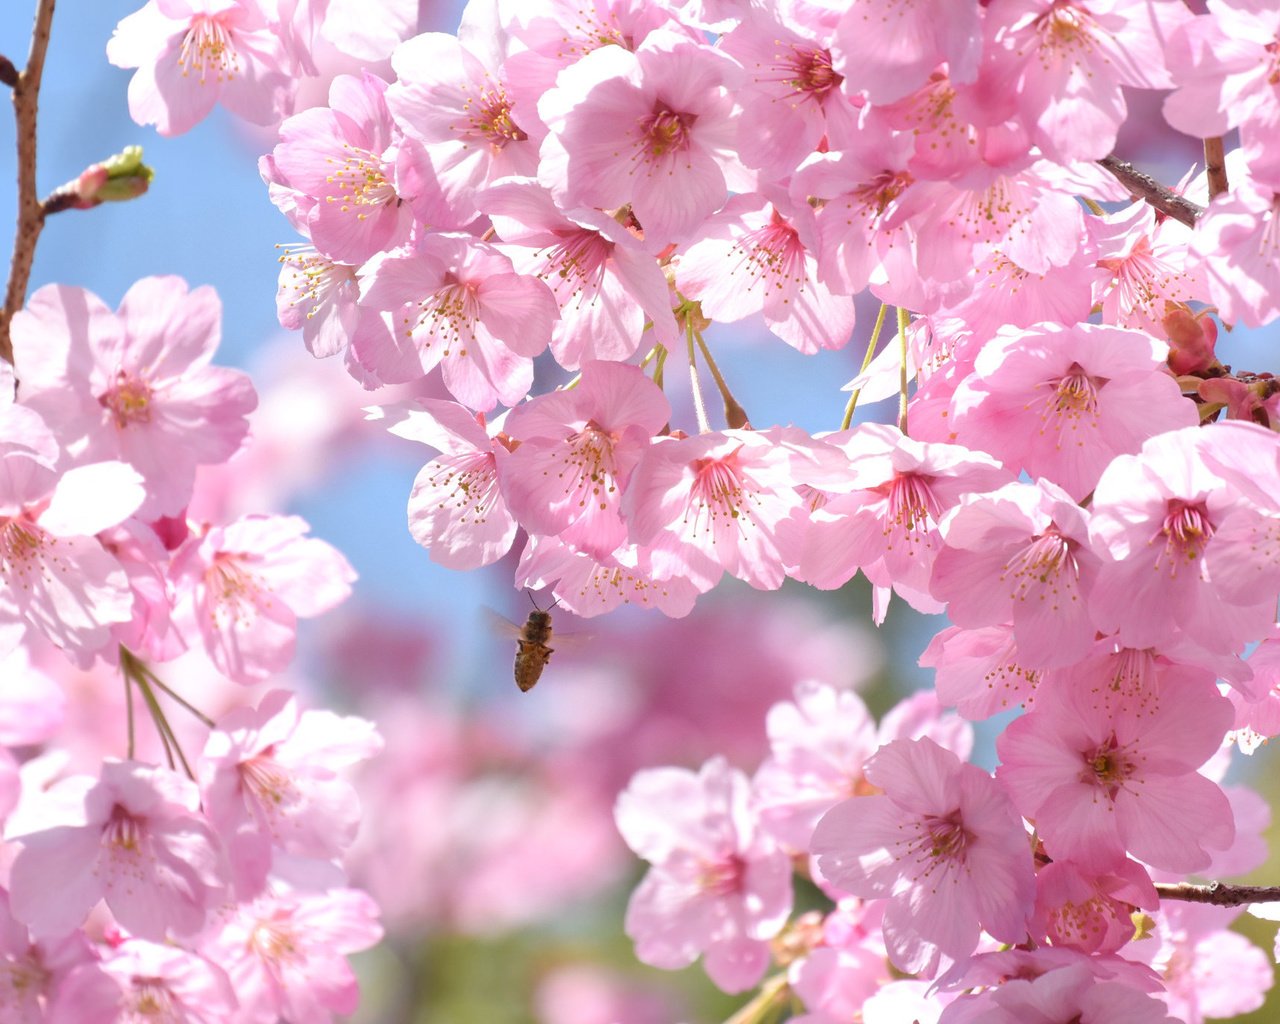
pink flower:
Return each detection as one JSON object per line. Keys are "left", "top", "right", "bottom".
{"left": 937, "top": 962, "right": 1180, "bottom": 1023}
{"left": 1192, "top": 177, "right": 1280, "bottom": 328}
{"left": 200, "top": 888, "right": 382, "bottom": 1024}
{"left": 200, "top": 690, "right": 382, "bottom": 896}
{"left": 811, "top": 737, "right": 1034, "bottom": 974}
{"left": 385, "top": 30, "right": 538, "bottom": 226}
{"left": 753, "top": 682, "right": 972, "bottom": 852}
{"left": 107, "top": 0, "right": 294, "bottom": 136}
{"left": 1091, "top": 200, "right": 1202, "bottom": 336}
{"left": 996, "top": 674, "right": 1235, "bottom": 874}
{"left": 950, "top": 322, "right": 1196, "bottom": 501}
{"left": 170, "top": 514, "right": 355, "bottom": 684}
{"left": 9, "top": 761, "right": 225, "bottom": 941}
{"left": 1032, "top": 858, "right": 1157, "bottom": 956}
{"left": 0, "top": 889, "right": 92, "bottom": 1024}
{"left": 378, "top": 399, "right": 519, "bottom": 571}
{"left": 503, "top": 361, "right": 670, "bottom": 560}
{"left": 832, "top": 0, "right": 982, "bottom": 105}
{"left": 48, "top": 939, "right": 236, "bottom": 1024}
{"left": 676, "top": 193, "right": 857, "bottom": 354}
{"left": 1088, "top": 425, "right": 1276, "bottom": 655}
{"left": 480, "top": 177, "right": 678, "bottom": 369}
{"left": 265, "top": 72, "right": 414, "bottom": 264}
{"left": 354, "top": 233, "right": 558, "bottom": 408}
{"left": 920, "top": 623, "right": 1044, "bottom": 721}
{"left": 537, "top": 29, "right": 746, "bottom": 248}
{"left": 11, "top": 278, "right": 257, "bottom": 519}
{"left": 0, "top": 436, "right": 143, "bottom": 663}
{"left": 615, "top": 757, "right": 792, "bottom": 993}
{"left": 626, "top": 428, "right": 832, "bottom": 591}
{"left": 930, "top": 479, "right": 1102, "bottom": 669}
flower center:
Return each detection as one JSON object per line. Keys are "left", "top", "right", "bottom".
{"left": 178, "top": 16, "right": 241, "bottom": 84}
{"left": 700, "top": 853, "right": 746, "bottom": 897}
{"left": 326, "top": 145, "right": 398, "bottom": 219}
{"left": 101, "top": 371, "right": 154, "bottom": 427}
{"left": 639, "top": 107, "right": 693, "bottom": 158}
{"left": 1159, "top": 500, "right": 1214, "bottom": 563}
{"left": 467, "top": 89, "right": 527, "bottom": 150}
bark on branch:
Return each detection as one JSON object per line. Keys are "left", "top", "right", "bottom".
{"left": 0, "top": 0, "right": 57, "bottom": 366}
{"left": 1156, "top": 882, "right": 1280, "bottom": 907}
{"left": 1097, "top": 154, "right": 1206, "bottom": 229}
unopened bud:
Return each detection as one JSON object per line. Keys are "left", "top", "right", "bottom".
{"left": 46, "top": 146, "right": 154, "bottom": 214}
{"left": 1162, "top": 302, "right": 1219, "bottom": 376}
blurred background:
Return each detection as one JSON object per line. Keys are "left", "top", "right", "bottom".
{"left": 2, "top": 1, "right": 1279, "bottom": 1022}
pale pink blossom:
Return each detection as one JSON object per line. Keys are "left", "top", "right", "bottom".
{"left": 753, "top": 682, "right": 971, "bottom": 852}
{"left": 0, "top": 889, "right": 92, "bottom": 1024}
{"left": 264, "top": 72, "right": 414, "bottom": 264}
{"left": 812, "top": 737, "right": 1034, "bottom": 974}
{"left": 503, "top": 361, "right": 670, "bottom": 560}
{"left": 676, "top": 192, "right": 856, "bottom": 354}
{"left": 375, "top": 399, "right": 519, "bottom": 571}
{"left": 1192, "top": 177, "right": 1280, "bottom": 328}
{"left": 354, "top": 233, "right": 558, "bottom": 408}
{"left": 386, "top": 31, "right": 538, "bottom": 226}
{"left": 919, "top": 623, "right": 1043, "bottom": 720}
{"left": 615, "top": 757, "right": 792, "bottom": 993}
{"left": 48, "top": 939, "right": 236, "bottom": 1024}
{"left": 943, "top": 248, "right": 1096, "bottom": 336}
{"left": 480, "top": 178, "right": 678, "bottom": 369}
{"left": 931, "top": 479, "right": 1101, "bottom": 669}
{"left": 537, "top": 29, "right": 746, "bottom": 248}
{"left": 11, "top": 278, "right": 257, "bottom": 518}
{"left": 831, "top": 0, "right": 982, "bottom": 105}
{"left": 201, "top": 690, "right": 382, "bottom": 896}
{"left": 937, "top": 962, "right": 1179, "bottom": 1023}
{"left": 1089, "top": 425, "right": 1276, "bottom": 655}
{"left": 8, "top": 761, "right": 225, "bottom": 941}
{"left": 107, "top": 0, "right": 295, "bottom": 136}
{"left": 200, "top": 888, "right": 382, "bottom": 1024}
{"left": 950, "top": 322, "right": 1196, "bottom": 501}
{"left": 170, "top": 514, "right": 355, "bottom": 684}
{"left": 996, "top": 675, "right": 1235, "bottom": 874}
{"left": 1032, "top": 858, "right": 1156, "bottom": 956}
{"left": 1091, "top": 200, "right": 1202, "bottom": 336}
{"left": 275, "top": 247, "right": 361, "bottom": 360}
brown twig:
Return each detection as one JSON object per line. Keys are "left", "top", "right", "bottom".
{"left": 0, "top": 56, "right": 18, "bottom": 89}
{"left": 1156, "top": 882, "right": 1280, "bottom": 907}
{"left": 1097, "top": 154, "right": 1205, "bottom": 229}
{"left": 1204, "top": 137, "right": 1229, "bottom": 199}
{"left": 0, "top": 0, "right": 57, "bottom": 366}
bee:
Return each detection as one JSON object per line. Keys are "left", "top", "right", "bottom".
{"left": 512, "top": 594, "right": 559, "bottom": 693}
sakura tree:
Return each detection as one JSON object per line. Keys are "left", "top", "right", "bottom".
{"left": 4, "top": 0, "right": 1280, "bottom": 1022}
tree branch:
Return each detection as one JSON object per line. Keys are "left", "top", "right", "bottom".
{"left": 1156, "top": 882, "right": 1280, "bottom": 907}
{"left": 1097, "top": 154, "right": 1205, "bottom": 229}
{"left": 0, "top": 0, "right": 57, "bottom": 366}
{"left": 1204, "top": 137, "right": 1229, "bottom": 200}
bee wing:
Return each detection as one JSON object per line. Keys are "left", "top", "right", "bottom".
{"left": 483, "top": 607, "right": 527, "bottom": 640}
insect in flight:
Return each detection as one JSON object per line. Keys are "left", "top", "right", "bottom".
{"left": 510, "top": 593, "right": 560, "bottom": 693}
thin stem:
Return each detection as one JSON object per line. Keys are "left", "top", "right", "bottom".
{"left": 1157, "top": 882, "right": 1280, "bottom": 907}
{"left": 686, "top": 315, "right": 711, "bottom": 434}
{"left": 693, "top": 332, "right": 749, "bottom": 429}
{"left": 1097, "top": 154, "right": 1205, "bottom": 229}
{"left": 124, "top": 660, "right": 136, "bottom": 760}
{"left": 653, "top": 344, "right": 667, "bottom": 390}
{"left": 1081, "top": 196, "right": 1105, "bottom": 216}
{"left": 723, "top": 975, "right": 791, "bottom": 1024}
{"left": 639, "top": 344, "right": 661, "bottom": 370}
{"left": 896, "top": 306, "right": 910, "bottom": 435}
{"left": 840, "top": 302, "right": 888, "bottom": 430}
{"left": 0, "top": 0, "right": 57, "bottom": 366}
{"left": 136, "top": 677, "right": 176, "bottom": 771}
{"left": 1204, "top": 137, "right": 1228, "bottom": 200}
{"left": 140, "top": 668, "right": 216, "bottom": 728}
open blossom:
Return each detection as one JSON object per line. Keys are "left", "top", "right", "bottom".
{"left": 275, "top": 246, "right": 361, "bottom": 360}
{"left": 201, "top": 690, "right": 382, "bottom": 896}
{"left": 930, "top": 479, "right": 1101, "bottom": 669}
{"left": 0, "top": 429, "right": 143, "bottom": 663}
{"left": 676, "top": 192, "right": 857, "bottom": 354}
{"left": 615, "top": 757, "right": 792, "bottom": 993}
{"left": 200, "top": 888, "right": 382, "bottom": 1024}
{"left": 480, "top": 177, "right": 678, "bottom": 369}
{"left": 376, "top": 399, "right": 518, "bottom": 571}
{"left": 920, "top": 623, "right": 1044, "bottom": 720}
{"left": 8, "top": 761, "right": 225, "bottom": 941}
{"left": 537, "top": 28, "right": 746, "bottom": 248}
{"left": 1032, "top": 858, "right": 1157, "bottom": 956}
{"left": 950, "top": 322, "right": 1196, "bottom": 501}
{"left": 812, "top": 737, "right": 1034, "bottom": 974}
{"left": 996, "top": 674, "right": 1235, "bottom": 874}
{"left": 48, "top": 939, "right": 237, "bottom": 1024}
{"left": 107, "top": 0, "right": 295, "bottom": 136}
{"left": 937, "top": 962, "right": 1179, "bottom": 1024}
{"left": 1192, "top": 176, "right": 1280, "bottom": 328}
{"left": 11, "top": 278, "right": 256, "bottom": 519}
{"left": 503, "top": 361, "right": 670, "bottom": 560}
{"left": 753, "top": 682, "right": 972, "bottom": 852}
{"left": 0, "top": 889, "right": 92, "bottom": 1024}
{"left": 264, "top": 72, "right": 414, "bottom": 264}
{"left": 170, "top": 514, "right": 356, "bottom": 684}
{"left": 354, "top": 232, "right": 558, "bottom": 408}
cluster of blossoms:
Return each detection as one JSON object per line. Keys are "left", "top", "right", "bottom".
{"left": 0, "top": 0, "right": 1269, "bottom": 1018}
